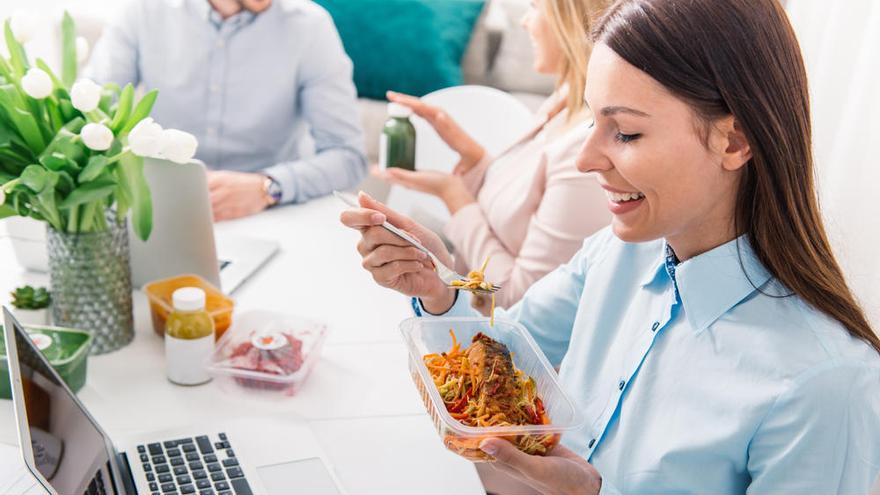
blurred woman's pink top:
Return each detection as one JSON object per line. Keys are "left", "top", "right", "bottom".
{"left": 445, "top": 94, "right": 610, "bottom": 310}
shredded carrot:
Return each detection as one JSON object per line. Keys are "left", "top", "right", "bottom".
{"left": 490, "top": 293, "right": 495, "bottom": 327}
{"left": 423, "top": 330, "right": 555, "bottom": 456}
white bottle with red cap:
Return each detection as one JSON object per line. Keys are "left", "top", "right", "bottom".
{"left": 165, "top": 287, "right": 215, "bottom": 385}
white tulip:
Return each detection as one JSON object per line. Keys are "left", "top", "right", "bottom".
{"left": 21, "top": 68, "right": 53, "bottom": 99}
{"left": 158, "top": 129, "right": 198, "bottom": 164}
{"left": 76, "top": 36, "right": 90, "bottom": 64}
{"left": 9, "top": 10, "right": 37, "bottom": 44}
{"left": 70, "top": 79, "right": 102, "bottom": 112}
{"left": 128, "top": 118, "right": 164, "bottom": 157}
{"left": 80, "top": 123, "right": 114, "bottom": 151}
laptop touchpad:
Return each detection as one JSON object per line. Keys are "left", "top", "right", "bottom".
{"left": 257, "top": 458, "right": 342, "bottom": 495}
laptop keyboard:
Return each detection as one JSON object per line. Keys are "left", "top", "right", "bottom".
{"left": 137, "top": 433, "right": 252, "bottom": 495}
{"left": 82, "top": 468, "right": 108, "bottom": 495}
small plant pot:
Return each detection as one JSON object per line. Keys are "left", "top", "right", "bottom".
{"left": 11, "top": 307, "right": 50, "bottom": 326}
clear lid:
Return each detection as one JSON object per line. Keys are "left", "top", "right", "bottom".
{"left": 172, "top": 287, "right": 206, "bottom": 312}
{"left": 387, "top": 102, "right": 412, "bottom": 119}
{"left": 208, "top": 310, "right": 327, "bottom": 383}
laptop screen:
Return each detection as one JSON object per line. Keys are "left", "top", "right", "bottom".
{"left": 4, "top": 312, "right": 118, "bottom": 495}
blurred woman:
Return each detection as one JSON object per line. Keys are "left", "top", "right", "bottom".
{"left": 342, "top": 0, "right": 880, "bottom": 492}
{"left": 377, "top": 0, "right": 612, "bottom": 312}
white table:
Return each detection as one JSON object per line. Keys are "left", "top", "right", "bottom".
{"left": 0, "top": 197, "right": 484, "bottom": 494}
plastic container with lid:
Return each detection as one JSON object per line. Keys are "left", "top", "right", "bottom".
{"left": 400, "top": 316, "right": 583, "bottom": 462}
{"left": 144, "top": 274, "right": 234, "bottom": 340}
{"left": 1, "top": 324, "right": 93, "bottom": 399}
{"left": 207, "top": 310, "right": 327, "bottom": 397}
{"left": 379, "top": 102, "right": 416, "bottom": 171}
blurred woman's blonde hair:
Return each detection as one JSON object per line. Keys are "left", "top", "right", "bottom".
{"left": 543, "top": 0, "right": 611, "bottom": 116}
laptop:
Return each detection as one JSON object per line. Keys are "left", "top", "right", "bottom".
{"left": 3, "top": 308, "right": 346, "bottom": 495}
{"left": 3, "top": 158, "right": 278, "bottom": 294}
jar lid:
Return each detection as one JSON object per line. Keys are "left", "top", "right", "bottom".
{"left": 172, "top": 287, "right": 206, "bottom": 312}
{"left": 387, "top": 102, "right": 413, "bottom": 118}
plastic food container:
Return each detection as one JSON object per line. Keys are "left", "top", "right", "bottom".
{"left": 207, "top": 310, "right": 327, "bottom": 397}
{"left": 144, "top": 274, "right": 234, "bottom": 340}
{"left": 1, "top": 325, "right": 93, "bottom": 399}
{"left": 401, "top": 316, "right": 583, "bottom": 462}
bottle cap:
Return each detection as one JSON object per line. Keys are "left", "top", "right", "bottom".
{"left": 387, "top": 102, "right": 413, "bottom": 118}
{"left": 172, "top": 287, "right": 206, "bottom": 312}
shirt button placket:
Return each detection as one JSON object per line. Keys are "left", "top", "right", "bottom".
{"left": 207, "top": 35, "right": 227, "bottom": 165}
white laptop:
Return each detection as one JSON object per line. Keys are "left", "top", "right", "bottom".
{"left": 3, "top": 158, "right": 277, "bottom": 294}
{"left": 2, "top": 307, "right": 346, "bottom": 495}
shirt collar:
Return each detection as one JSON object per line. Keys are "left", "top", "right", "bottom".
{"left": 641, "top": 236, "right": 772, "bottom": 332}
{"left": 189, "top": 0, "right": 264, "bottom": 28}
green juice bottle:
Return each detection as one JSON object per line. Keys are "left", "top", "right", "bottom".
{"left": 380, "top": 102, "right": 416, "bottom": 171}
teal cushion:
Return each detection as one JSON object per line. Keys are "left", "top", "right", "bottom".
{"left": 315, "top": 0, "right": 486, "bottom": 100}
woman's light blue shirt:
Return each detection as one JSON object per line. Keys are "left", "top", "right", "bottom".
{"left": 428, "top": 228, "right": 880, "bottom": 494}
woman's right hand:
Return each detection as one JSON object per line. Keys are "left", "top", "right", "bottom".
{"left": 386, "top": 91, "right": 486, "bottom": 174}
{"left": 339, "top": 191, "right": 457, "bottom": 314}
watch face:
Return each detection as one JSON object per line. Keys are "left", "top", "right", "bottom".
{"left": 266, "top": 177, "right": 282, "bottom": 203}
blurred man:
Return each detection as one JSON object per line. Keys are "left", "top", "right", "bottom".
{"left": 87, "top": 0, "right": 367, "bottom": 220}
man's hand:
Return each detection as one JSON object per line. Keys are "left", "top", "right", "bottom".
{"left": 480, "top": 439, "right": 603, "bottom": 495}
{"left": 207, "top": 170, "right": 271, "bottom": 221}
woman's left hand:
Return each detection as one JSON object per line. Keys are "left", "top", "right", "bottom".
{"left": 373, "top": 166, "right": 476, "bottom": 214}
{"left": 480, "top": 439, "right": 603, "bottom": 495}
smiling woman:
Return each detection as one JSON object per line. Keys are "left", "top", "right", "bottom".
{"left": 584, "top": 0, "right": 879, "bottom": 354}
{"left": 341, "top": 0, "right": 880, "bottom": 493}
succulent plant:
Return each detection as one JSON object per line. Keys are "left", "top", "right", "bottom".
{"left": 10, "top": 285, "right": 51, "bottom": 310}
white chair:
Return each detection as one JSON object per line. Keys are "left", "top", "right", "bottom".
{"left": 385, "top": 85, "right": 535, "bottom": 233}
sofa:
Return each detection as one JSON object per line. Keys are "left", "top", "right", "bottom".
{"left": 358, "top": 0, "right": 555, "bottom": 163}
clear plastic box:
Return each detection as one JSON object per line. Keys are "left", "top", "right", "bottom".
{"left": 401, "top": 316, "right": 583, "bottom": 462}
{"left": 143, "top": 274, "right": 235, "bottom": 340}
{"left": 207, "top": 310, "right": 327, "bottom": 397}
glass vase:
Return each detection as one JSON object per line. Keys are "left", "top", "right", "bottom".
{"left": 47, "top": 214, "right": 134, "bottom": 354}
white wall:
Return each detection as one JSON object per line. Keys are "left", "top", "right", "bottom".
{"left": 787, "top": 0, "right": 880, "bottom": 332}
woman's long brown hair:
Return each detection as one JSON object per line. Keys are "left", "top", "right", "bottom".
{"left": 592, "top": 0, "right": 879, "bottom": 353}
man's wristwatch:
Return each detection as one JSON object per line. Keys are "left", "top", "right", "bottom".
{"left": 261, "top": 175, "right": 282, "bottom": 207}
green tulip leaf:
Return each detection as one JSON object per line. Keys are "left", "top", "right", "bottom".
{"left": 79, "top": 155, "right": 108, "bottom": 183}
{"left": 58, "top": 97, "right": 78, "bottom": 121}
{"left": 0, "top": 203, "right": 16, "bottom": 220}
{"left": 61, "top": 12, "right": 77, "bottom": 87}
{"left": 121, "top": 90, "right": 158, "bottom": 134}
{"left": 39, "top": 152, "right": 71, "bottom": 171}
{"left": 109, "top": 84, "right": 134, "bottom": 133}
{"left": 3, "top": 20, "right": 29, "bottom": 77}
{"left": 56, "top": 170, "right": 75, "bottom": 194}
{"left": 40, "top": 119, "right": 86, "bottom": 168}
{"left": 59, "top": 178, "right": 117, "bottom": 209}
{"left": 0, "top": 86, "right": 47, "bottom": 153}
{"left": 118, "top": 153, "right": 152, "bottom": 240}
{"left": 20, "top": 165, "right": 48, "bottom": 192}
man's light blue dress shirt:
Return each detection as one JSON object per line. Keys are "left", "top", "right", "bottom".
{"left": 428, "top": 228, "right": 880, "bottom": 493}
{"left": 86, "top": 0, "right": 367, "bottom": 204}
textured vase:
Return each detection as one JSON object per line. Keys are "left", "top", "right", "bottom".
{"left": 47, "top": 214, "right": 134, "bottom": 354}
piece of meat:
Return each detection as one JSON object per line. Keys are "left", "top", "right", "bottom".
{"left": 466, "top": 333, "right": 519, "bottom": 415}
{"left": 225, "top": 332, "right": 305, "bottom": 390}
